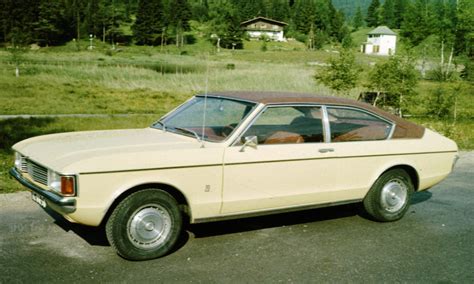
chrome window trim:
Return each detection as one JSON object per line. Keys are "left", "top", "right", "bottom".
{"left": 231, "top": 103, "right": 396, "bottom": 146}
{"left": 153, "top": 95, "right": 258, "bottom": 144}
{"left": 321, "top": 105, "right": 331, "bottom": 143}
{"left": 324, "top": 105, "right": 396, "bottom": 142}
{"left": 230, "top": 103, "right": 325, "bottom": 147}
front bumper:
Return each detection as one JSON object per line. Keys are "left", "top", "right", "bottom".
{"left": 10, "top": 167, "right": 76, "bottom": 214}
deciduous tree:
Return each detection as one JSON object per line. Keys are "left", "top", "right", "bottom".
{"left": 366, "top": 56, "right": 419, "bottom": 117}
{"left": 315, "top": 50, "right": 361, "bottom": 95}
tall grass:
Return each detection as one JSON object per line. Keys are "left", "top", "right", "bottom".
{"left": 0, "top": 49, "right": 344, "bottom": 115}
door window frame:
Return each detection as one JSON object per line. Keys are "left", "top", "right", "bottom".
{"left": 324, "top": 105, "right": 396, "bottom": 142}
{"left": 231, "top": 103, "right": 396, "bottom": 146}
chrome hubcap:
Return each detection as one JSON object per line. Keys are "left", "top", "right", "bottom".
{"left": 128, "top": 205, "right": 171, "bottom": 249}
{"left": 380, "top": 179, "right": 408, "bottom": 213}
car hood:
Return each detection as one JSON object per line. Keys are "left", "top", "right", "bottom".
{"left": 13, "top": 128, "right": 222, "bottom": 174}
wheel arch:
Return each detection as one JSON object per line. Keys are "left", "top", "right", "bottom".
{"left": 100, "top": 182, "right": 192, "bottom": 227}
{"left": 377, "top": 164, "right": 420, "bottom": 191}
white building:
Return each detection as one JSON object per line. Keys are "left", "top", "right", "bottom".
{"left": 241, "top": 17, "right": 287, "bottom": 42}
{"left": 362, "top": 26, "right": 397, "bottom": 56}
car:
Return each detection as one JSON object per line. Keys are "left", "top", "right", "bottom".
{"left": 10, "top": 91, "right": 458, "bottom": 260}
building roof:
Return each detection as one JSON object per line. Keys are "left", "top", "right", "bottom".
{"left": 368, "top": 26, "right": 397, "bottom": 35}
{"left": 200, "top": 91, "right": 424, "bottom": 139}
{"left": 240, "top": 17, "right": 288, "bottom": 27}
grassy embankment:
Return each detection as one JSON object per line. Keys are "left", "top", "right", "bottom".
{"left": 0, "top": 35, "right": 472, "bottom": 193}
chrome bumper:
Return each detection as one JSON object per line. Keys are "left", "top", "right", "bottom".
{"left": 10, "top": 167, "right": 76, "bottom": 214}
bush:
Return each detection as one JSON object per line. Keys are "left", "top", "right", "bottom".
{"left": 426, "top": 66, "right": 459, "bottom": 82}
{"left": 426, "top": 87, "right": 455, "bottom": 118}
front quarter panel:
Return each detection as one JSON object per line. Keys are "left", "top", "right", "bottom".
{"left": 64, "top": 148, "right": 225, "bottom": 226}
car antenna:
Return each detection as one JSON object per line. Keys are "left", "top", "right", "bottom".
{"left": 200, "top": 53, "right": 210, "bottom": 148}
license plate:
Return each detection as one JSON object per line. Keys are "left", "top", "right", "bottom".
{"left": 31, "top": 192, "right": 47, "bottom": 208}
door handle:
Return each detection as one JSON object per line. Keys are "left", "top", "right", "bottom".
{"left": 318, "top": 148, "right": 334, "bottom": 153}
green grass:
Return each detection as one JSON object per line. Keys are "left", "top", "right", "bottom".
{"left": 0, "top": 36, "right": 472, "bottom": 193}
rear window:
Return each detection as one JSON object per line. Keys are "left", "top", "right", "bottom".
{"left": 327, "top": 107, "right": 393, "bottom": 142}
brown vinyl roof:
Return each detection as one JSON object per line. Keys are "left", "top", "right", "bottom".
{"left": 203, "top": 91, "right": 425, "bottom": 139}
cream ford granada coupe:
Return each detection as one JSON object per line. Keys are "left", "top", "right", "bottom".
{"left": 11, "top": 91, "right": 458, "bottom": 260}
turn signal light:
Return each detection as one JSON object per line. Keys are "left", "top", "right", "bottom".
{"left": 61, "top": 176, "right": 76, "bottom": 196}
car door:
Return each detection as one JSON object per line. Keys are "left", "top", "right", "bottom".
{"left": 321, "top": 106, "right": 397, "bottom": 196}
{"left": 221, "top": 105, "right": 341, "bottom": 214}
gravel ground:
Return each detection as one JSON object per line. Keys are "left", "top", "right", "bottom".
{"left": 0, "top": 152, "right": 473, "bottom": 283}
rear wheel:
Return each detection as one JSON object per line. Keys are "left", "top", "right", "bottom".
{"left": 106, "top": 189, "right": 182, "bottom": 260}
{"left": 363, "top": 169, "right": 414, "bottom": 222}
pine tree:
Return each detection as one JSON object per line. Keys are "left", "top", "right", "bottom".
{"left": 132, "top": 0, "right": 165, "bottom": 45}
{"left": 268, "top": 0, "right": 289, "bottom": 22}
{"left": 313, "top": 0, "right": 331, "bottom": 34}
{"left": 232, "top": 0, "right": 266, "bottom": 21}
{"left": 207, "top": 1, "right": 243, "bottom": 49}
{"left": 328, "top": 0, "right": 345, "bottom": 41}
{"left": 168, "top": 0, "right": 192, "bottom": 47}
{"left": 293, "top": 0, "right": 317, "bottom": 34}
{"left": 190, "top": 0, "right": 209, "bottom": 22}
{"left": 400, "top": 0, "right": 436, "bottom": 46}
{"left": 34, "top": 0, "right": 67, "bottom": 45}
{"left": 352, "top": 6, "right": 364, "bottom": 30}
{"left": 454, "top": 0, "right": 474, "bottom": 56}
{"left": 366, "top": 0, "right": 381, "bottom": 27}
{"left": 393, "top": 0, "right": 407, "bottom": 29}
{"left": 382, "top": 0, "right": 396, "bottom": 28}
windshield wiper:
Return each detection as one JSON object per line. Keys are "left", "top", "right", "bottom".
{"left": 174, "top": 127, "right": 201, "bottom": 142}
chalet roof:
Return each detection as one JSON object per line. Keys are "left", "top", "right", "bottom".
{"left": 368, "top": 26, "right": 396, "bottom": 35}
{"left": 199, "top": 91, "right": 425, "bottom": 139}
{"left": 240, "top": 17, "right": 288, "bottom": 27}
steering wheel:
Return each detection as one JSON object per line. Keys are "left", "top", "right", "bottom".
{"left": 221, "top": 124, "right": 236, "bottom": 138}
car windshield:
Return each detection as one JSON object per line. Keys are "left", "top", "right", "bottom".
{"left": 151, "top": 96, "right": 257, "bottom": 142}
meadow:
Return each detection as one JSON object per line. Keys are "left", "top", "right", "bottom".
{"left": 0, "top": 34, "right": 472, "bottom": 193}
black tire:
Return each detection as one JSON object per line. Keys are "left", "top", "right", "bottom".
{"left": 106, "top": 189, "right": 182, "bottom": 260}
{"left": 363, "top": 169, "right": 414, "bottom": 222}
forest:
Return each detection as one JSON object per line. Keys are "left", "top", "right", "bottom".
{"left": 0, "top": 0, "right": 472, "bottom": 59}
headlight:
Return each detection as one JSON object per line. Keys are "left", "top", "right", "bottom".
{"left": 48, "top": 171, "right": 61, "bottom": 193}
{"left": 48, "top": 171, "right": 76, "bottom": 196}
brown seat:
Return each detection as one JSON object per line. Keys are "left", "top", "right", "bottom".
{"left": 332, "top": 125, "right": 387, "bottom": 142}
{"left": 264, "top": 131, "right": 304, "bottom": 144}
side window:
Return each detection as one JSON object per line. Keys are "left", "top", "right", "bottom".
{"left": 241, "top": 106, "right": 324, "bottom": 145}
{"left": 327, "top": 107, "right": 392, "bottom": 142}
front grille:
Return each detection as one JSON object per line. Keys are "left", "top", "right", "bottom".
{"left": 19, "top": 155, "right": 27, "bottom": 172}
{"left": 26, "top": 160, "right": 48, "bottom": 186}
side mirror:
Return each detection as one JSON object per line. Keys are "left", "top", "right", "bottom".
{"left": 239, "top": 136, "right": 258, "bottom": 152}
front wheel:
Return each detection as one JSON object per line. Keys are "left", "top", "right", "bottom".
{"left": 106, "top": 189, "right": 182, "bottom": 260}
{"left": 363, "top": 169, "right": 414, "bottom": 222}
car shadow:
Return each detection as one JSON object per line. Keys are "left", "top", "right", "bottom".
{"left": 411, "top": 190, "right": 433, "bottom": 205}
{"left": 188, "top": 203, "right": 360, "bottom": 238}
{"left": 44, "top": 207, "right": 110, "bottom": 246}
{"left": 42, "top": 192, "right": 433, "bottom": 251}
